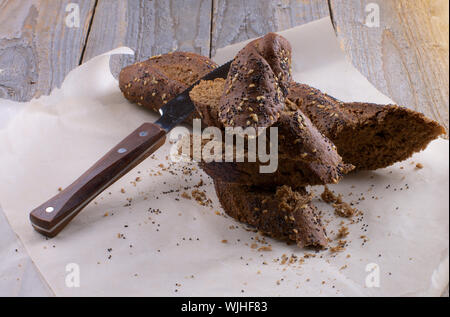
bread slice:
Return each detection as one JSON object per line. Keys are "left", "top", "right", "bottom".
{"left": 198, "top": 113, "right": 354, "bottom": 187}
{"left": 119, "top": 52, "right": 218, "bottom": 120}
{"left": 189, "top": 78, "right": 226, "bottom": 127}
{"left": 287, "top": 82, "right": 446, "bottom": 170}
{"left": 214, "top": 181, "right": 328, "bottom": 248}
{"left": 218, "top": 33, "right": 292, "bottom": 128}
{"left": 189, "top": 78, "right": 354, "bottom": 187}
{"left": 201, "top": 156, "right": 352, "bottom": 189}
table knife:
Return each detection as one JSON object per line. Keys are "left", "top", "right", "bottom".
{"left": 29, "top": 61, "right": 232, "bottom": 237}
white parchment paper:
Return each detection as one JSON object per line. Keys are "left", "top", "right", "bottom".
{"left": 0, "top": 18, "right": 448, "bottom": 296}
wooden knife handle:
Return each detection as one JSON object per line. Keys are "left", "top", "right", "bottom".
{"left": 30, "top": 122, "right": 166, "bottom": 237}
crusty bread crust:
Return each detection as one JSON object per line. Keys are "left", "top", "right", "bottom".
{"left": 119, "top": 52, "right": 218, "bottom": 121}
{"left": 188, "top": 77, "right": 354, "bottom": 187}
{"left": 197, "top": 110, "right": 354, "bottom": 187}
{"left": 287, "top": 82, "right": 446, "bottom": 169}
{"left": 214, "top": 181, "right": 328, "bottom": 248}
{"left": 200, "top": 156, "right": 352, "bottom": 188}
{"left": 218, "top": 33, "right": 292, "bottom": 129}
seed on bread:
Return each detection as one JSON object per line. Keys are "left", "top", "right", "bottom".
{"left": 119, "top": 51, "right": 218, "bottom": 123}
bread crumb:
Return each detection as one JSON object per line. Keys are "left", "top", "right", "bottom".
{"left": 321, "top": 186, "right": 356, "bottom": 217}
{"left": 333, "top": 201, "right": 355, "bottom": 218}
{"left": 415, "top": 163, "right": 423, "bottom": 169}
{"left": 191, "top": 189, "right": 212, "bottom": 206}
{"left": 337, "top": 226, "right": 349, "bottom": 239}
{"left": 321, "top": 185, "right": 336, "bottom": 203}
{"left": 181, "top": 192, "right": 191, "bottom": 200}
{"left": 329, "top": 240, "right": 346, "bottom": 253}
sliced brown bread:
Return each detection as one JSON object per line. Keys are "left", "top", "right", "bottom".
{"left": 201, "top": 156, "right": 352, "bottom": 189}
{"left": 218, "top": 33, "right": 292, "bottom": 128}
{"left": 188, "top": 78, "right": 353, "bottom": 187}
{"left": 214, "top": 181, "right": 328, "bottom": 248}
{"left": 189, "top": 78, "right": 226, "bottom": 127}
{"left": 198, "top": 113, "right": 353, "bottom": 187}
{"left": 119, "top": 52, "right": 218, "bottom": 120}
{"left": 287, "top": 82, "right": 446, "bottom": 170}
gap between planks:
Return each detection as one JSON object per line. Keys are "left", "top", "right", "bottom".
{"left": 79, "top": 0, "right": 99, "bottom": 66}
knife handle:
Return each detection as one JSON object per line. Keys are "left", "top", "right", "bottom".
{"left": 30, "top": 122, "right": 166, "bottom": 237}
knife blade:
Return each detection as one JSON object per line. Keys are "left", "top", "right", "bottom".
{"left": 29, "top": 60, "right": 232, "bottom": 237}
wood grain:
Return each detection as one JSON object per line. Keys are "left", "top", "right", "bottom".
{"left": 81, "top": 0, "right": 212, "bottom": 77}
{"left": 0, "top": 0, "right": 96, "bottom": 101}
{"left": 330, "top": 0, "right": 449, "bottom": 134}
{"left": 211, "top": 0, "right": 329, "bottom": 56}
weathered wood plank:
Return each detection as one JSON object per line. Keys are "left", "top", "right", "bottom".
{"left": 0, "top": 0, "right": 96, "bottom": 101}
{"left": 211, "top": 0, "right": 330, "bottom": 56}
{"left": 330, "top": 0, "right": 449, "bottom": 134}
{"left": 82, "top": 0, "right": 212, "bottom": 77}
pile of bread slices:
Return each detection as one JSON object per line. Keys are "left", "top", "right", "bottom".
{"left": 119, "top": 33, "right": 445, "bottom": 249}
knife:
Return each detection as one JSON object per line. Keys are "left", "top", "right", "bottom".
{"left": 29, "top": 60, "right": 232, "bottom": 237}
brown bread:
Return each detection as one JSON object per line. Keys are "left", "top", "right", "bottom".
{"left": 218, "top": 33, "right": 292, "bottom": 129}
{"left": 287, "top": 82, "right": 446, "bottom": 170}
{"left": 188, "top": 78, "right": 354, "bottom": 187}
{"left": 119, "top": 52, "right": 218, "bottom": 120}
{"left": 189, "top": 78, "right": 226, "bottom": 127}
{"left": 214, "top": 181, "right": 328, "bottom": 248}
{"left": 200, "top": 156, "right": 352, "bottom": 189}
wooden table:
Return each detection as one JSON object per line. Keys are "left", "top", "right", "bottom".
{"left": 0, "top": 0, "right": 448, "bottom": 296}
{"left": 0, "top": 0, "right": 448, "bottom": 134}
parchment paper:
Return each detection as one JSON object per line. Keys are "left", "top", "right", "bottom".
{"left": 0, "top": 18, "right": 448, "bottom": 296}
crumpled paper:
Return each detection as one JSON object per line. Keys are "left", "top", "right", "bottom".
{"left": 0, "top": 17, "right": 448, "bottom": 296}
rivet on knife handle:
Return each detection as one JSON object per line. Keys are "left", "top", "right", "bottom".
{"left": 29, "top": 122, "right": 166, "bottom": 237}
